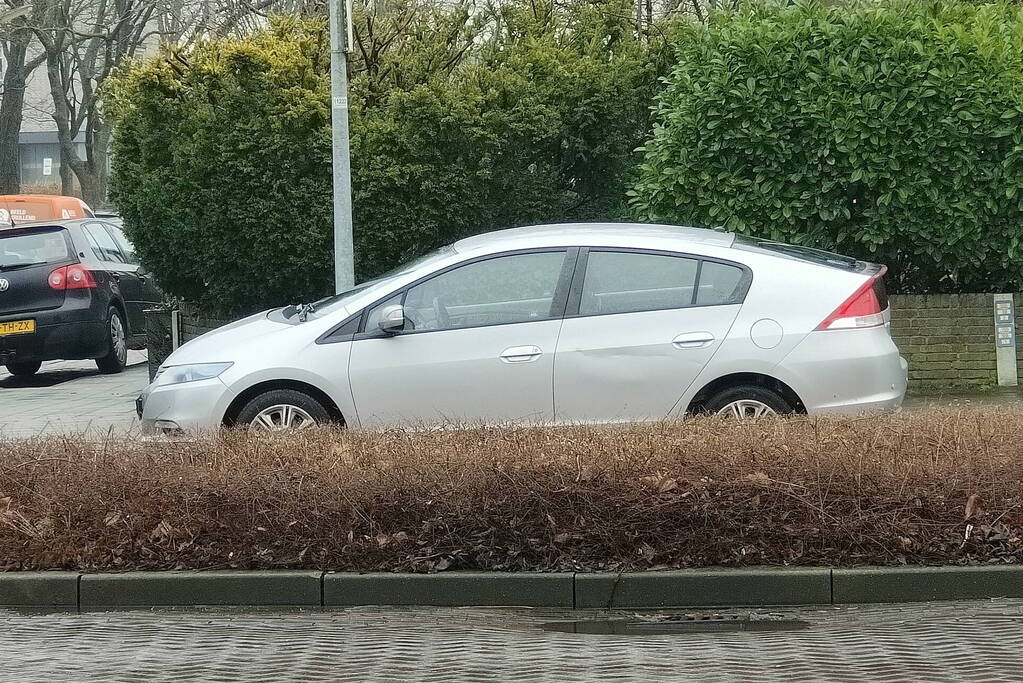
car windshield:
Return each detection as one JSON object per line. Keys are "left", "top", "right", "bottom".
{"left": 0, "top": 228, "right": 72, "bottom": 270}
{"left": 309, "top": 245, "right": 457, "bottom": 316}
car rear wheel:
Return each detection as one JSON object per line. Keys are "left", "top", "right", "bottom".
{"left": 237, "top": 389, "right": 331, "bottom": 431}
{"left": 4, "top": 360, "right": 41, "bottom": 377}
{"left": 95, "top": 307, "right": 128, "bottom": 374}
{"left": 704, "top": 385, "right": 791, "bottom": 419}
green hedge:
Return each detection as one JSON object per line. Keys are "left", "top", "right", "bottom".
{"left": 631, "top": 1, "right": 1023, "bottom": 293}
{"left": 109, "top": 3, "right": 662, "bottom": 314}
{"left": 108, "top": 23, "right": 334, "bottom": 311}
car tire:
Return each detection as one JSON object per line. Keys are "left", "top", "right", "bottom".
{"left": 4, "top": 360, "right": 42, "bottom": 377}
{"left": 95, "top": 307, "right": 128, "bottom": 375}
{"left": 236, "top": 389, "right": 332, "bottom": 430}
{"left": 703, "top": 385, "right": 792, "bottom": 418}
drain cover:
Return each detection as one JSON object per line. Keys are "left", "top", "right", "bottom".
{"left": 541, "top": 617, "right": 810, "bottom": 635}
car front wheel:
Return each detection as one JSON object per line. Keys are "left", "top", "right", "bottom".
{"left": 237, "top": 389, "right": 331, "bottom": 431}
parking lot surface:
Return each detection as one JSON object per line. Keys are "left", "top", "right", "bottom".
{"left": 0, "top": 351, "right": 147, "bottom": 438}
{"left": 1, "top": 599, "right": 1021, "bottom": 682}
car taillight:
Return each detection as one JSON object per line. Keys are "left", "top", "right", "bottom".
{"left": 815, "top": 266, "right": 888, "bottom": 331}
{"left": 48, "top": 264, "right": 97, "bottom": 291}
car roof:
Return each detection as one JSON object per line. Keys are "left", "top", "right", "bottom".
{"left": 452, "top": 222, "right": 736, "bottom": 253}
{"left": 0, "top": 218, "right": 88, "bottom": 230}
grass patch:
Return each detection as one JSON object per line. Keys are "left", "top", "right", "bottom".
{"left": 2, "top": 410, "right": 1022, "bottom": 571}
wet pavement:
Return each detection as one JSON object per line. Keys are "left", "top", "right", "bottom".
{"left": 0, "top": 351, "right": 146, "bottom": 437}
{"left": 2, "top": 600, "right": 1022, "bottom": 681}
{"left": 902, "top": 388, "right": 1023, "bottom": 411}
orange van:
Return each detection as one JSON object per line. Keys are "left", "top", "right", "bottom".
{"left": 0, "top": 195, "right": 94, "bottom": 224}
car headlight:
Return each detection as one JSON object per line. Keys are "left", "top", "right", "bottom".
{"left": 159, "top": 362, "right": 234, "bottom": 386}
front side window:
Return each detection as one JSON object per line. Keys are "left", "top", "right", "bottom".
{"left": 579, "top": 251, "right": 699, "bottom": 315}
{"left": 103, "top": 223, "right": 138, "bottom": 265}
{"left": 400, "top": 251, "right": 566, "bottom": 331}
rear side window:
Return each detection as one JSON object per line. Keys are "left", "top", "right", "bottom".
{"left": 579, "top": 251, "right": 699, "bottom": 315}
{"left": 696, "top": 261, "right": 746, "bottom": 305}
{"left": 0, "top": 228, "right": 72, "bottom": 269}
{"left": 82, "top": 222, "right": 128, "bottom": 264}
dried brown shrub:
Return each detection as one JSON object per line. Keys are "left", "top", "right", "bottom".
{"left": 2, "top": 409, "right": 1022, "bottom": 571}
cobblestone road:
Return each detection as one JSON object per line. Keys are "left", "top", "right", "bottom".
{"left": 2, "top": 600, "right": 1022, "bottom": 682}
{"left": 0, "top": 351, "right": 147, "bottom": 438}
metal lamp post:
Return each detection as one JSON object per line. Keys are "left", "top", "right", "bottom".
{"left": 329, "top": 0, "right": 356, "bottom": 293}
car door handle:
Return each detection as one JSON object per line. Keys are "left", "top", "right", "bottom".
{"left": 500, "top": 345, "right": 543, "bottom": 363}
{"left": 672, "top": 332, "right": 715, "bottom": 349}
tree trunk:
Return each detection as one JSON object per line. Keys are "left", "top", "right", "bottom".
{"left": 44, "top": 46, "right": 107, "bottom": 204}
{"left": 0, "top": 30, "right": 33, "bottom": 194}
{"left": 59, "top": 155, "right": 73, "bottom": 195}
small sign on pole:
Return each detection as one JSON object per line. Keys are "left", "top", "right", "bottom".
{"left": 346, "top": 0, "right": 354, "bottom": 51}
{"left": 994, "top": 293, "right": 1018, "bottom": 386}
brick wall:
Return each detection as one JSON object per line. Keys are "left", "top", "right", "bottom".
{"left": 889, "top": 294, "right": 1002, "bottom": 393}
{"left": 178, "top": 304, "right": 231, "bottom": 344}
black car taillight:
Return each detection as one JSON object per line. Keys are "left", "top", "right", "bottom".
{"left": 48, "top": 264, "right": 97, "bottom": 290}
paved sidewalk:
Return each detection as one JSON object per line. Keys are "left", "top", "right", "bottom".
{"left": 0, "top": 351, "right": 148, "bottom": 438}
{"left": 2, "top": 600, "right": 1022, "bottom": 681}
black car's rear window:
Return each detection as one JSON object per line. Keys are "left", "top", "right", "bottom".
{"left": 0, "top": 228, "right": 73, "bottom": 270}
{"left": 733, "top": 236, "right": 869, "bottom": 272}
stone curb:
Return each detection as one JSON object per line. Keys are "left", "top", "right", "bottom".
{"left": 79, "top": 571, "right": 322, "bottom": 606}
{"left": 576, "top": 568, "right": 831, "bottom": 608}
{"left": 4, "top": 567, "right": 1023, "bottom": 607}
{"left": 832, "top": 566, "right": 1023, "bottom": 603}
{"left": 324, "top": 572, "right": 575, "bottom": 607}
{"left": 0, "top": 572, "right": 79, "bottom": 606}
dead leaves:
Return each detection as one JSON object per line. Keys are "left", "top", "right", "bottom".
{"left": 640, "top": 472, "right": 680, "bottom": 494}
{"left": 2, "top": 413, "right": 1023, "bottom": 571}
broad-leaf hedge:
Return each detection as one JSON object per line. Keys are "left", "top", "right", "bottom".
{"left": 109, "top": 2, "right": 663, "bottom": 314}
{"left": 631, "top": 1, "right": 1023, "bottom": 292}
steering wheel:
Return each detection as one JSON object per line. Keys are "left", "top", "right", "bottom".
{"left": 432, "top": 296, "right": 450, "bottom": 329}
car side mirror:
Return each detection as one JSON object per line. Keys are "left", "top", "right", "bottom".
{"left": 377, "top": 304, "right": 405, "bottom": 334}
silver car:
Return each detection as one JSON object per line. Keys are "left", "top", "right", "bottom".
{"left": 139, "top": 223, "right": 907, "bottom": 432}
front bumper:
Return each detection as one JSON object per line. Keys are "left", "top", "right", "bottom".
{"left": 139, "top": 376, "right": 234, "bottom": 434}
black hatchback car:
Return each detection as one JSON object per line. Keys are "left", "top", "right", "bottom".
{"left": 0, "top": 219, "right": 160, "bottom": 376}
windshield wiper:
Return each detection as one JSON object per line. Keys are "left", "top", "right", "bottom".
{"left": 282, "top": 302, "right": 317, "bottom": 322}
{"left": 0, "top": 261, "right": 47, "bottom": 271}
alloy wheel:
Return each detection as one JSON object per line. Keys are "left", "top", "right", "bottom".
{"left": 716, "top": 399, "right": 776, "bottom": 419}
{"left": 250, "top": 404, "right": 317, "bottom": 430}
{"left": 111, "top": 314, "right": 127, "bottom": 365}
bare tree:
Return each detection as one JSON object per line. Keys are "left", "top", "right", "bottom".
{"left": 22, "top": 0, "right": 303, "bottom": 203}
{"left": 20, "top": 0, "right": 164, "bottom": 202}
{"left": 1, "top": 1, "right": 46, "bottom": 193}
